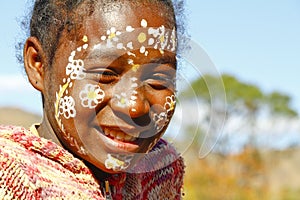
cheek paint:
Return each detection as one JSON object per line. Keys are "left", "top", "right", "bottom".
{"left": 55, "top": 35, "right": 90, "bottom": 122}
{"left": 164, "top": 95, "right": 176, "bottom": 116}
{"left": 151, "top": 95, "right": 176, "bottom": 143}
{"left": 114, "top": 93, "right": 130, "bottom": 108}
{"left": 79, "top": 84, "right": 105, "bottom": 109}
{"left": 114, "top": 77, "right": 139, "bottom": 111}
{"left": 58, "top": 96, "right": 76, "bottom": 119}
{"left": 53, "top": 35, "right": 90, "bottom": 155}
{"left": 153, "top": 112, "right": 168, "bottom": 132}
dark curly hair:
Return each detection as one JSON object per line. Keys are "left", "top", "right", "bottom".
{"left": 16, "top": 0, "right": 188, "bottom": 66}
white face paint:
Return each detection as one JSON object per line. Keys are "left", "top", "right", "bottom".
{"left": 153, "top": 112, "right": 168, "bottom": 132}
{"left": 79, "top": 84, "right": 105, "bottom": 109}
{"left": 164, "top": 95, "right": 176, "bottom": 116}
{"left": 54, "top": 36, "right": 91, "bottom": 155}
{"left": 147, "top": 95, "right": 177, "bottom": 152}
{"left": 55, "top": 36, "right": 90, "bottom": 123}
{"left": 105, "top": 154, "right": 134, "bottom": 171}
{"left": 53, "top": 19, "right": 177, "bottom": 167}
{"left": 97, "top": 19, "right": 177, "bottom": 58}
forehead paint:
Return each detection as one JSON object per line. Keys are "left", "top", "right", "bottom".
{"left": 101, "top": 27, "right": 122, "bottom": 48}
{"left": 96, "top": 19, "right": 176, "bottom": 57}
{"left": 141, "top": 19, "right": 148, "bottom": 28}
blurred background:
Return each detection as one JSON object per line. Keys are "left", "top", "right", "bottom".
{"left": 1, "top": 1, "right": 300, "bottom": 199}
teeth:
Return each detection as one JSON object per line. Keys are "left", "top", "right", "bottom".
{"left": 103, "top": 128, "right": 138, "bottom": 142}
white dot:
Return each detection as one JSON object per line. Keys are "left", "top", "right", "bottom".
{"left": 68, "top": 56, "right": 74, "bottom": 63}
{"left": 111, "top": 27, "right": 116, "bottom": 33}
{"left": 101, "top": 36, "right": 106, "bottom": 41}
{"left": 117, "top": 43, "right": 124, "bottom": 49}
{"left": 126, "top": 26, "right": 135, "bottom": 32}
{"left": 83, "top": 44, "right": 88, "bottom": 50}
{"left": 141, "top": 19, "right": 148, "bottom": 28}
{"left": 140, "top": 46, "right": 146, "bottom": 53}
{"left": 128, "top": 59, "right": 134, "bottom": 65}
{"left": 148, "top": 38, "right": 155, "bottom": 46}
{"left": 127, "top": 42, "right": 133, "bottom": 49}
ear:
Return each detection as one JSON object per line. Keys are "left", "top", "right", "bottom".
{"left": 24, "top": 37, "right": 46, "bottom": 92}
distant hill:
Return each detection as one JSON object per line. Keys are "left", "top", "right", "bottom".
{"left": 0, "top": 107, "right": 42, "bottom": 128}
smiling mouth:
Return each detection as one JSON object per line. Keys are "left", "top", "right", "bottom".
{"left": 102, "top": 127, "right": 140, "bottom": 142}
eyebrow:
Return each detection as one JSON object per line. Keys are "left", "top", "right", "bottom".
{"left": 149, "top": 55, "right": 177, "bottom": 68}
{"left": 85, "top": 49, "right": 122, "bottom": 61}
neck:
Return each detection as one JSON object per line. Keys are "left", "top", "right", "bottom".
{"left": 37, "top": 112, "right": 63, "bottom": 146}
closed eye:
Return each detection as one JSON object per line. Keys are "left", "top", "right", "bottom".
{"left": 146, "top": 73, "right": 175, "bottom": 90}
{"left": 84, "top": 68, "right": 119, "bottom": 84}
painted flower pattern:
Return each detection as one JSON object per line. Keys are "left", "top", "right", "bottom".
{"left": 101, "top": 27, "right": 122, "bottom": 48}
{"left": 80, "top": 84, "right": 105, "bottom": 109}
{"left": 66, "top": 59, "right": 86, "bottom": 80}
{"left": 148, "top": 25, "right": 169, "bottom": 51}
{"left": 58, "top": 96, "right": 76, "bottom": 119}
{"left": 164, "top": 95, "right": 176, "bottom": 116}
{"left": 114, "top": 93, "right": 130, "bottom": 108}
{"left": 153, "top": 112, "right": 168, "bottom": 132}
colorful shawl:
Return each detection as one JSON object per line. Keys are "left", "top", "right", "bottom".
{"left": 0, "top": 125, "right": 184, "bottom": 199}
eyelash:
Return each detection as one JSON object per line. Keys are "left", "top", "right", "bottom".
{"left": 147, "top": 73, "right": 175, "bottom": 90}
{"left": 84, "top": 69, "right": 119, "bottom": 84}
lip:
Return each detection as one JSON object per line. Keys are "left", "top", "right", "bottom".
{"left": 94, "top": 126, "right": 141, "bottom": 153}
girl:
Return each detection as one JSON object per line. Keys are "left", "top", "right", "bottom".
{"left": 0, "top": 0, "right": 185, "bottom": 199}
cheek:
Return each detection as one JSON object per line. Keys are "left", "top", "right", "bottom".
{"left": 53, "top": 38, "right": 91, "bottom": 122}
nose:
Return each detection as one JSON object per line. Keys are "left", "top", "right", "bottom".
{"left": 110, "top": 77, "right": 151, "bottom": 127}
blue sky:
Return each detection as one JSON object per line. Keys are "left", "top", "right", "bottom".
{"left": 189, "top": 0, "right": 300, "bottom": 113}
{"left": 0, "top": 0, "right": 299, "bottom": 116}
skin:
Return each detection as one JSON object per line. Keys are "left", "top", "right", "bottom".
{"left": 24, "top": 1, "right": 176, "bottom": 175}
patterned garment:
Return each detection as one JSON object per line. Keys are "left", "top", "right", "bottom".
{"left": 0, "top": 125, "right": 184, "bottom": 199}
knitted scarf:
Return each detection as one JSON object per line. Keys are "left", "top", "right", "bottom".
{"left": 0, "top": 125, "right": 184, "bottom": 199}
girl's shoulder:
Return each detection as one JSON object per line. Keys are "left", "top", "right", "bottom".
{"left": 0, "top": 125, "right": 104, "bottom": 199}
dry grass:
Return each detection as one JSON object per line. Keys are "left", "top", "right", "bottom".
{"left": 0, "top": 107, "right": 42, "bottom": 128}
{"left": 183, "top": 147, "right": 300, "bottom": 199}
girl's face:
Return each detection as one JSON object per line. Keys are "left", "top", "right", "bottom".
{"left": 44, "top": 1, "right": 177, "bottom": 173}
